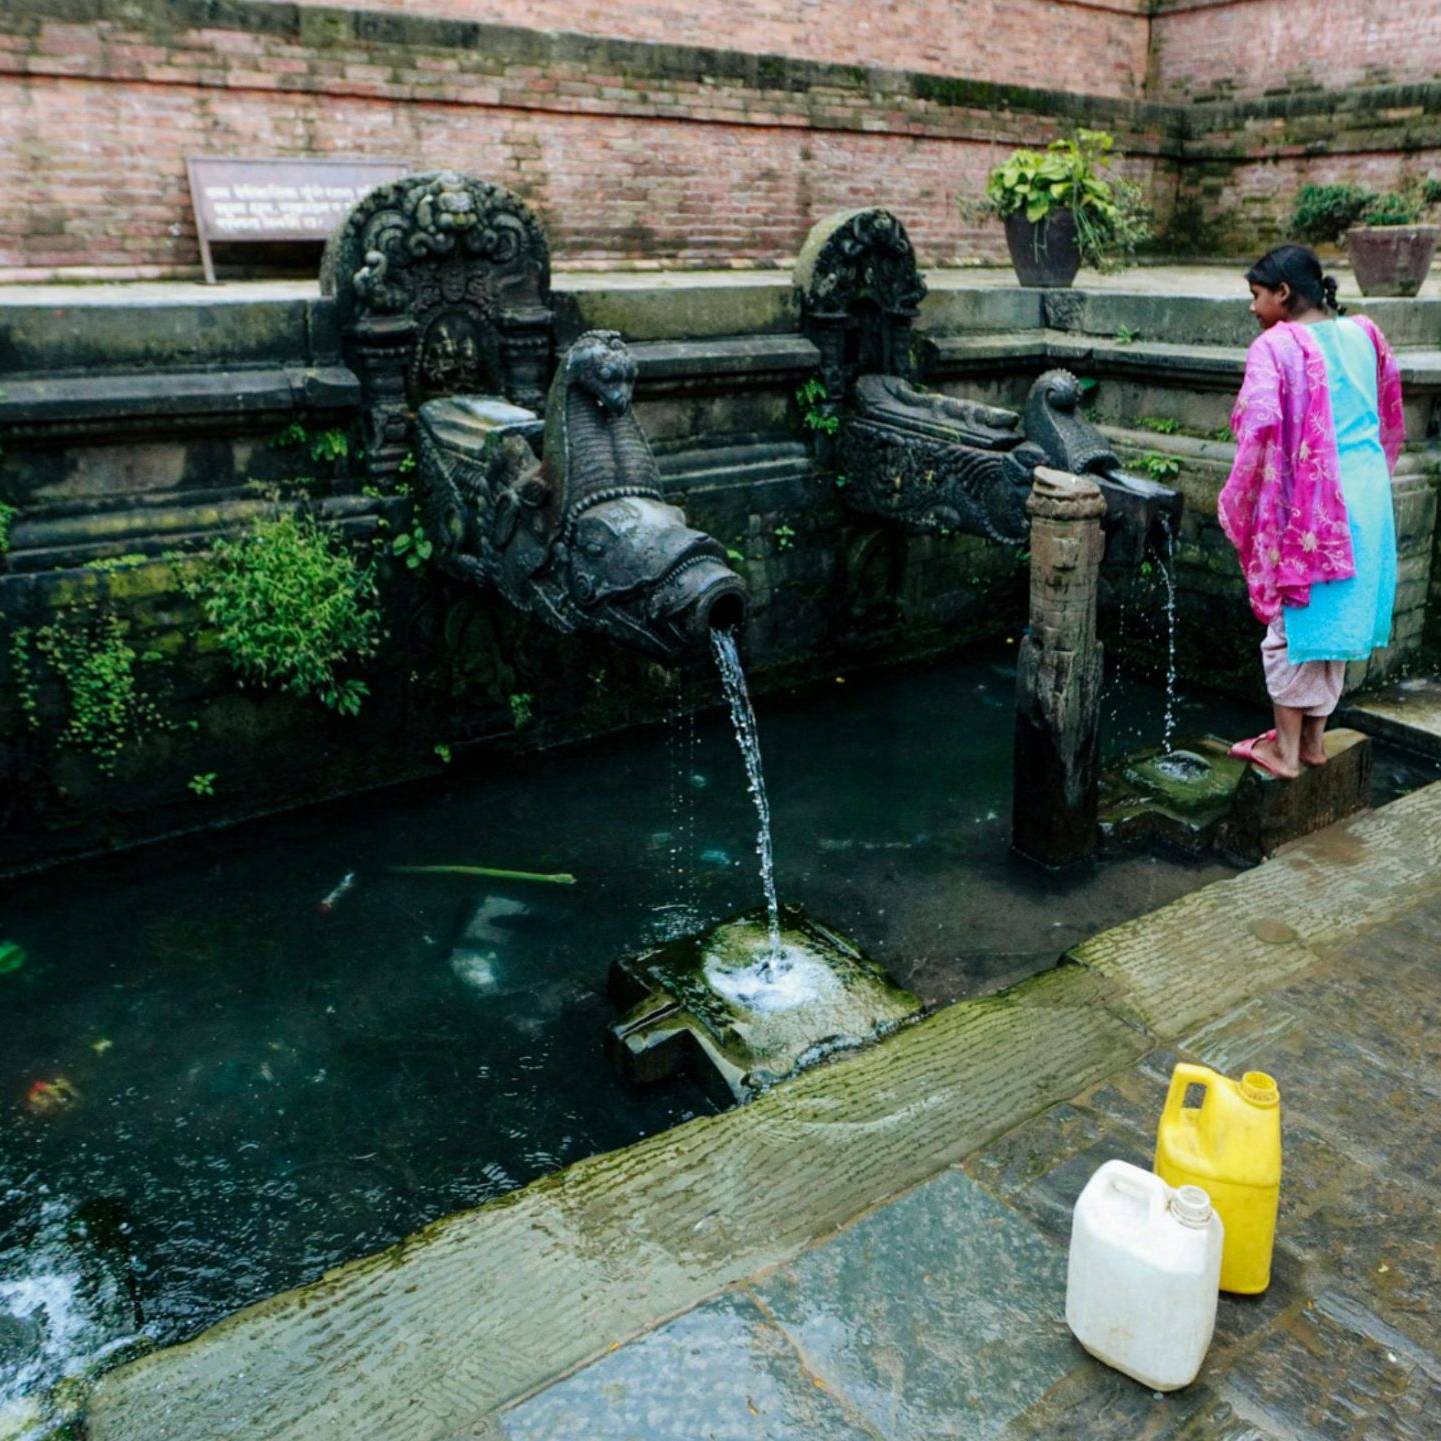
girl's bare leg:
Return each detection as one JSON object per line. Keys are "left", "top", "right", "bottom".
{"left": 1253, "top": 704, "right": 1303, "bottom": 778}
{"left": 1300, "top": 715, "right": 1329, "bottom": 766}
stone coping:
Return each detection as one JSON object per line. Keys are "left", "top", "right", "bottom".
{"left": 86, "top": 778, "right": 1441, "bottom": 1441}
{"left": 4, "top": 261, "right": 1438, "bottom": 306}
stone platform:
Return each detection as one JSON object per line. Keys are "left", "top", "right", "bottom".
{"left": 1101, "top": 728, "right": 1372, "bottom": 863}
{"left": 85, "top": 778, "right": 1441, "bottom": 1441}
{"left": 1342, "top": 676, "right": 1441, "bottom": 763}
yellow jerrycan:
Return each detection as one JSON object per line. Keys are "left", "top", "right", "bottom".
{"left": 1154, "top": 1063, "right": 1281, "bottom": 1294}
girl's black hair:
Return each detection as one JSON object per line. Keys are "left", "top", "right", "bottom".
{"left": 1246, "top": 243, "right": 1344, "bottom": 315}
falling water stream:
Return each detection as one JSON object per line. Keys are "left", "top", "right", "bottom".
{"left": 1158, "top": 520, "right": 1179, "bottom": 753}
{"left": 710, "top": 628, "right": 783, "bottom": 969}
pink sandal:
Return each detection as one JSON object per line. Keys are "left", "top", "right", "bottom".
{"left": 1228, "top": 729, "right": 1295, "bottom": 779}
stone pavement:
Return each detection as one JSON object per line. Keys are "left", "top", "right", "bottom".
{"left": 485, "top": 892, "right": 1441, "bottom": 1441}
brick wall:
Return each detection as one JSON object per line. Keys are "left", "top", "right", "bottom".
{"left": 1152, "top": 0, "right": 1441, "bottom": 103}
{"left": 297, "top": 0, "right": 1154, "bottom": 100}
{"left": 1174, "top": 88, "right": 1441, "bottom": 256}
{"left": 3, "top": 0, "right": 1441, "bottom": 278}
{"left": 0, "top": 1, "right": 1173, "bottom": 281}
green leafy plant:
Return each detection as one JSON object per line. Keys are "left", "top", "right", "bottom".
{"left": 1137, "top": 451, "right": 1182, "bottom": 481}
{"left": 1362, "top": 191, "right": 1425, "bottom": 227}
{"left": 0, "top": 500, "right": 16, "bottom": 558}
{"left": 725, "top": 546, "right": 745, "bottom": 566}
{"left": 391, "top": 522, "right": 434, "bottom": 571}
{"left": 796, "top": 378, "right": 839, "bottom": 436}
{"left": 1292, "top": 180, "right": 1439, "bottom": 243}
{"left": 187, "top": 771, "right": 217, "bottom": 797}
{"left": 1113, "top": 325, "right": 1140, "bottom": 345}
{"left": 184, "top": 509, "right": 381, "bottom": 716}
{"left": 16, "top": 611, "right": 170, "bottom": 773}
{"left": 1134, "top": 416, "right": 1181, "bottom": 434}
{"left": 308, "top": 429, "right": 349, "bottom": 464}
{"left": 1291, "top": 183, "right": 1375, "bottom": 244}
{"left": 960, "top": 129, "right": 1153, "bottom": 272}
{"left": 271, "top": 422, "right": 350, "bottom": 465}
{"left": 774, "top": 523, "right": 797, "bottom": 553}
{"left": 398, "top": 451, "right": 417, "bottom": 475}
{"left": 508, "top": 692, "right": 533, "bottom": 731}
{"left": 433, "top": 743, "right": 452, "bottom": 765}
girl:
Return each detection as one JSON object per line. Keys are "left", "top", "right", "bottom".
{"left": 1219, "top": 243, "right": 1404, "bottom": 779}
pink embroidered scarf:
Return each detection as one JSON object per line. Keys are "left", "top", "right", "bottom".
{"left": 1218, "top": 316, "right": 1404, "bottom": 624}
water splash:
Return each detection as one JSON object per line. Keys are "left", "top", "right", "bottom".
{"left": 709, "top": 629, "right": 782, "bottom": 965}
{"left": 703, "top": 938, "right": 840, "bottom": 1013}
{"left": 0, "top": 1196, "right": 145, "bottom": 1435}
{"left": 1158, "top": 520, "right": 1179, "bottom": 753}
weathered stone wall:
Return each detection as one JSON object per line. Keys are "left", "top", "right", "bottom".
{"left": 5, "top": 275, "right": 1438, "bottom": 872}
{"left": 1151, "top": 0, "right": 1441, "bottom": 103}
{"left": 0, "top": 280, "right": 1026, "bottom": 872}
{"left": 0, "top": 0, "right": 1174, "bottom": 282}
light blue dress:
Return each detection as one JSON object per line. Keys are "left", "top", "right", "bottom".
{"left": 1284, "top": 318, "right": 1397, "bottom": 663}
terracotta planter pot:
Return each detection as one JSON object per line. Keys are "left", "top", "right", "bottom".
{"left": 1004, "top": 209, "right": 1082, "bottom": 288}
{"left": 1345, "top": 225, "right": 1439, "bottom": 297}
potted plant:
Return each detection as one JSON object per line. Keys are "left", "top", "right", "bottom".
{"left": 1292, "top": 181, "right": 1441, "bottom": 297}
{"left": 960, "top": 129, "right": 1152, "bottom": 288}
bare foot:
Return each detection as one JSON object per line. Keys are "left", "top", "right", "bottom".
{"left": 1299, "top": 746, "right": 1329, "bottom": 767}
{"left": 1252, "top": 735, "right": 1301, "bottom": 779}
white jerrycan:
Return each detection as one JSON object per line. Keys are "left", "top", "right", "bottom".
{"left": 1066, "top": 1159, "right": 1223, "bottom": 1391}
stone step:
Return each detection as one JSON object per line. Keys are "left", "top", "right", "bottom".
{"left": 1340, "top": 677, "right": 1441, "bottom": 762}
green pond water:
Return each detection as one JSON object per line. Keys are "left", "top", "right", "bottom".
{"left": 1, "top": 646, "right": 1435, "bottom": 1415}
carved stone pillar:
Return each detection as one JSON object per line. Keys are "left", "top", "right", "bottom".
{"left": 499, "top": 306, "right": 554, "bottom": 413}
{"left": 351, "top": 314, "right": 419, "bottom": 479}
{"left": 1012, "top": 467, "right": 1107, "bottom": 867}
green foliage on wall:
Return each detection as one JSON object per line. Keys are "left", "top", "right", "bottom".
{"left": 185, "top": 509, "right": 381, "bottom": 716}
{"left": 11, "top": 611, "right": 169, "bottom": 773}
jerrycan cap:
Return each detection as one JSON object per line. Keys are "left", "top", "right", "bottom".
{"left": 1169, "top": 1184, "right": 1214, "bottom": 1228}
{"left": 1239, "top": 1070, "right": 1279, "bottom": 1107}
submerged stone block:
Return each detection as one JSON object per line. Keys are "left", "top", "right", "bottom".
{"left": 607, "top": 907, "right": 921, "bottom": 1101}
{"left": 1099, "top": 736, "right": 1248, "bottom": 855}
{"left": 1100, "top": 728, "right": 1372, "bottom": 863}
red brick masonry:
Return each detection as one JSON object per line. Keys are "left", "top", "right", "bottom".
{"left": 0, "top": 0, "right": 1437, "bottom": 280}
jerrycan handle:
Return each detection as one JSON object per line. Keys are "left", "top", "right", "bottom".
{"left": 1105, "top": 1161, "right": 1168, "bottom": 1225}
{"left": 1162, "top": 1061, "right": 1217, "bottom": 1128}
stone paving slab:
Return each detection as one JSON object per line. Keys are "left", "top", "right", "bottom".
{"left": 498, "top": 1294, "right": 881, "bottom": 1441}
{"left": 88, "top": 783, "right": 1441, "bottom": 1441}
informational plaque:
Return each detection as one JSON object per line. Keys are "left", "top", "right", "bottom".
{"left": 186, "top": 157, "right": 410, "bottom": 283}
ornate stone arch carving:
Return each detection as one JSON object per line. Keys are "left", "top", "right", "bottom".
{"left": 321, "top": 171, "right": 553, "bottom": 478}
{"left": 794, "top": 208, "right": 928, "bottom": 406}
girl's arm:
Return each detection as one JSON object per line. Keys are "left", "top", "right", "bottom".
{"left": 1218, "top": 333, "right": 1283, "bottom": 554}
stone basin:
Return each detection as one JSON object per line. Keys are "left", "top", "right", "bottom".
{"left": 607, "top": 906, "right": 922, "bottom": 1101}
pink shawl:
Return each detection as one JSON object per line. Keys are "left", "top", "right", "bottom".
{"left": 1218, "top": 316, "right": 1404, "bottom": 624}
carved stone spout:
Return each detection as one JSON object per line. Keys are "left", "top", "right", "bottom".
{"left": 839, "top": 374, "right": 1043, "bottom": 541}
{"left": 1023, "top": 369, "right": 1184, "bottom": 567}
{"left": 417, "top": 331, "right": 748, "bottom": 661}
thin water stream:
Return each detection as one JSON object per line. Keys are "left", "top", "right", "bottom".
{"left": 1158, "top": 521, "right": 1180, "bottom": 754}
{"left": 710, "top": 628, "right": 782, "bottom": 967}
